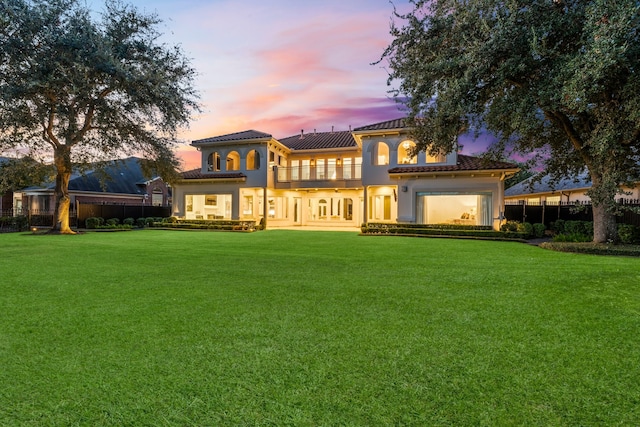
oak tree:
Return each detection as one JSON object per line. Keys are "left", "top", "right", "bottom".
{"left": 381, "top": 0, "right": 640, "bottom": 243}
{"left": 0, "top": 0, "right": 199, "bottom": 233}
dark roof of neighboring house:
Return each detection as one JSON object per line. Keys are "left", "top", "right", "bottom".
{"left": 505, "top": 172, "right": 591, "bottom": 197}
{"left": 180, "top": 169, "right": 246, "bottom": 180}
{"left": 388, "top": 154, "right": 518, "bottom": 174}
{"left": 353, "top": 118, "right": 407, "bottom": 132}
{"left": 192, "top": 130, "right": 272, "bottom": 145}
{"left": 279, "top": 130, "right": 356, "bottom": 150}
{"left": 24, "top": 157, "right": 157, "bottom": 195}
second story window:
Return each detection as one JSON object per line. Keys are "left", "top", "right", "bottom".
{"left": 399, "top": 140, "right": 417, "bottom": 164}
{"left": 207, "top": 152, "right": 221, "bottom": 171}
{"left": 247, "top": 150, "right": 260, "bottom": 170}
{"left": 374, "top": 142, "right": 389, "bottom": 165}
{"left": 227, "top": 151, "right": 240, "bottom": 171}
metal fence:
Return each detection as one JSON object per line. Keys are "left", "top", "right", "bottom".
{"left": 77, "top": 203, "right": 171, "bottom": 228}
{"left": 504, "top": 200, "right": 640, "bottom": 228}
{"left": 2, "top": 203, "right": 170, "bottom": 231}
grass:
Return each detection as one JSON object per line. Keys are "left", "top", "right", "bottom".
{"left": 1, "top": 230, "right": 639, "bottom": 426}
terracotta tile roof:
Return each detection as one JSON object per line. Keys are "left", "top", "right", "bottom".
{"left": 388, "top": 154, "right": 518, "bottom": 174}
{"left": 279, "top": 130, "right": 357, "bottom": 150}
{"left": 353, "top": 118, "right": 407, "bottom": 132}
{"left": 192, "top": 130, "right": 272, "bottom": 145}
{"left": 180, "top": 169, "right": 246, "bottom": 180}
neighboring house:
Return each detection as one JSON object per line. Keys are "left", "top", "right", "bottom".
{"left": 172, "top": 118, "right": 519, "bottom": 230}
{"left": 505, "top": 173, "right": 640, "bottom": 205}
{"left": 15, "top": 156, "right": 171, "bottom": 213}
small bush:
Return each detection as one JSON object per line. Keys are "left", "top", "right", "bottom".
{"left": 533, "top": 223, "right": 546, "bottom": 238}
{"left": 618, "top": 224, "right": 640, "bottom": 244}
{"left": 145, "top": 217, "right": 155, "bottom": 226}
{"left": 551, "top": 219, "right": 565, "bottom": 234}
{"left": 85, "top": 217, "right": 103, "bottom": 229}
{"left": 517, "top": 222, "right": 534, "bottom": 238}
{"left": 136, "top": 218, "right": 147, "bottom": 228}
{"left": 106, "top": 218, "right": 120, "bottom": 226}
{"left": 500, "top": 220, "right": 520, "bottom": 232}
{"left": 123, "top": 217, "right": 135, "bottom": 226}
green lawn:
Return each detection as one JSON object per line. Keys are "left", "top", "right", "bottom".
{"left": 1, "top": 230, "right": 639, "bottom": 426}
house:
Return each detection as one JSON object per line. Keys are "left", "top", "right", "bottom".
{"left": 15, "top": 156, "right": 171, "bottom": 213}
{"left": 172, "top": 118, "right": 519, "bottom": 230}
{"left": 505, "top": 172, "right": 640, "bottom": 205}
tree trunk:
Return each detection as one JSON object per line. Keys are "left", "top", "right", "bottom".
{"left": 592, "top": 203, "right": 618, "bottom": 244}
{"left": 589, "top": 170, "right": 618, "bottom": 244}
{"left": 51, "top": 146, "right": 75, "bottom": 234}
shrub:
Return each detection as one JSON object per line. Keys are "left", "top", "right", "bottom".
{"left": 106, "top": 218, "right": 120, "bottom": 226}
{"left": 553, "top": 232, "right": 592, "bottom": 243}
{"left": 564, "top": 220, "right": 593, "bottom": 237}
{"left": 533, "top": 223, "right": 546, "bottom": 238}
{"left": 517, "top": 222, "right": 534, "bottom": 238}
{"left": 136, "top": 218, "right": 146, "bottom": 228}
{"left": 551, "top": 219, "right": 565, "bottom": 234}
{"left": 85, "top": 217, "right": 103, "bottom": 229}
{"left": 123, "top": 217, "right": 135, "bottom": 226}
{"left": 618, "top": 224, "right": 640, "bottom": 244}
{"left": 500, "top": 220, "right": 520, "bottom": 232}
{"left": 145, "top": 217, "right": 155, "bottom": 226}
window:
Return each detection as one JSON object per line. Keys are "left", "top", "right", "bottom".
{"left": 268, "top": 197, "right": 287, "bottom": 219}
{"left": 343, "top": 198, "right": 353, "bottom": 220}
{"left": 426, "top": 151, "right": 446, "bottom": 163}
{"left": 369, "top": 195, "right": 391, "bottom": 220}
{"left": 151, "top": 189, "right": 163, "bottom": 206}
{"left": 291, "top": 160, "right": 300, "bottom": 181}
{"left": 301, "top": 160, "right": 310, "bottom": 180}
{"left": 399, "top": 140, "right": 417, "bottom": 164}
{"left": 374, "top": 142, "right": 389, "bottom": 165}
{"left": 186, "top": 195, "right": 193, "bottom": 212}
{"left": 226, "top": 151, "right": 240, "bottom": 171}
{"left": 316, "top": 159, "right": 325, "bottom": 179}
{"left": 343, "top": 158, "right": 352, "bottom": 180}
{"left": 327, "top": 159, "right": 337, "bottom": 180}
{"left": 207, "top": 152, "right": 221, "bottom": 171}
{"left": 247, "top": 150, "right": 260, "bottom": 170}
{"left": 243, "top": 195, "right": 253, "bottom": 216}
{"left": 546, "top": 196, "right": 561, "bottom": 205}
{"left": 416, "top": 193, "right": 492, "bottom": 226}
{"left": 355, "top": 157, "right": 362, "bottom": 179}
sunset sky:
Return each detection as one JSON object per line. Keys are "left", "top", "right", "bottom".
{"left": 96, "top": 0, "right": 413, "bottom": 170}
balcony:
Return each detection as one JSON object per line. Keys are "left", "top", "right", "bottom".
{"left": 274, "top": 164, "right": 362, "bottom": 189}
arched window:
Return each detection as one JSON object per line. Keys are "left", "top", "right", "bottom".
{"left": 226, "top": 151, "right": 240, "bottom": 171}
{"left": 398, "top": 140, "right": 417, "bottom": 164}
{"left": 373, "top": 142, "right": 389, "bottom": 165}
{"left": 207, "top": 152, "right": 221, "bottom": 171}
{"left": 247, "top": 150, "right": 260, "bottom": 170}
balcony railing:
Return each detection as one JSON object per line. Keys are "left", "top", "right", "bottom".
{"left": 275, "top": 164, "right": 362, "bottom": 183}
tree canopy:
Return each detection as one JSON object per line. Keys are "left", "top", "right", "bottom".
{"left": 0, "top": 156, "right": 54, "bottom": 195}
{"left": 382, "top": 0, "right": 640, "bottom": 242}
{"left": 0, "top": 0, "right": 199, "bottom": 233}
